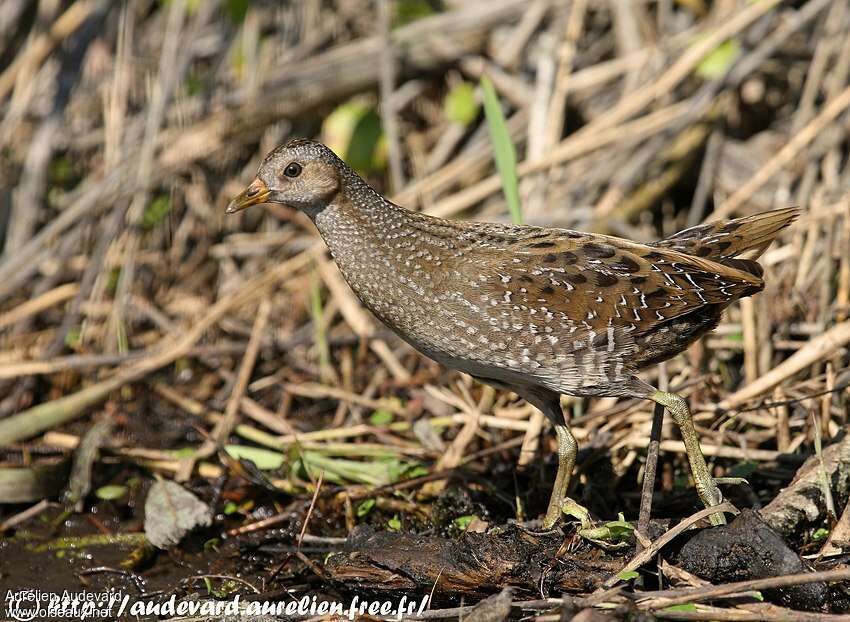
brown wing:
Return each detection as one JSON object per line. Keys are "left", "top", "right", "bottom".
{"left": 462, "top": 227, "right": 763, "bottom": 345}
{"left": 651, "top": 207, "right": 800, "bottom": 261}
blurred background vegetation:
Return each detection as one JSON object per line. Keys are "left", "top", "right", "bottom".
{"left": 0, "top": 0, "right": 849, "bottom": 608}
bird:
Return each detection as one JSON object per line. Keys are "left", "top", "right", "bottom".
{"left": 227, "top": 139, "right": 799, "bottom": 529}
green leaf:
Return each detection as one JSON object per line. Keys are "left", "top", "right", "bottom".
{"left": 95, "top": 485, "right": 127, "bottom": 501}
{"left": 184, "top": 73, "right": 203, "bottom": 96}
{"left": 480, "top": 76, "right": 522, "bottom": 224}
{"left": 453, "top": 515, "right": 476, "bottom": 530}
{"left": 394, "top": 0, "right": 440, "bottom": 26}
{"left": 729, "top": 460, "right": 757, "bottom": 479}
{"left": 403, "top": 464, "right": 429, "bottom": 479}
{"left": 369, "top": 409, "right": 394, "bottom": 426}
{"left": 604, "top": 514, "right": 635, "bottom": 539}
{"left": 663, "top": 604, "right": 698, "bottom": 613}
{"left": 812, "top": 527, "right": 830, "bottom": 542}
{"left": 50, "top": 156, "right": 75, "bottom": 185}
{"left": 173, "top": 447, "right": 195, "bottom": 458}
{"left": 356, "top": 498, "right": 376, "bottom": 517}
{"left": 161, "top": 0, "right": 202, "bottom": 12}
{"left": 299, "top": 451, "right": 409, "bottom": 486}
{"left": 322, "top": 100, "right": 386, "bottom": 174}
{"left": 106, "top": 267, "right": 121, "bottom": 294}
{"left": 579, "top": 513, "right": 634, "bottom": 546}
{"left": 224, "top": 0, "right": 249, "bottom": 22}
{"left": 696, "top": 38, "right": 741, "bottom": 80}
{"left": 387, "top": 516, "right": 401, "bottom": 531}
{"left": 141, "top": 195, "right": 171, "bottom": 230}
{"left": 617, "top": 569, "right": 640, "bottom": 581}
{"left": 444, "top": 82, "right": 479, "bottom": 126}
{"left": 225, "top": 445, "right": 285, "bottom": 470}
{"left": 223, "top": 501, "right": 238, "bottom": 515}
{"left": 64, "top": 328, "right": 82, "bottom": 348}
{"left": 561, "top": 499, "right": 591, "bottom": 530}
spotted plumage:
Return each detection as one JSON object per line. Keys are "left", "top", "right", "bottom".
{"left": 228, "top": 140, "right": 800, "bottom": 528}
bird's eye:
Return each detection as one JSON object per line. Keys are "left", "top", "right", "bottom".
{"left": 284, "top": 162, "right": 302, "bottom": 178}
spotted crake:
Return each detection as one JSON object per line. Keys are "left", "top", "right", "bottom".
{"left": 228, "top": 139, "right": 799, "bottom": 529}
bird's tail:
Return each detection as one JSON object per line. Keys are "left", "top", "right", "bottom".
{"left": 652, "top": 207, "right": 801, "bottom": 277}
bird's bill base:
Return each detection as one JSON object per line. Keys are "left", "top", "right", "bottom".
{"left": 226, "top": 177, "right": 270, "bottom": 213}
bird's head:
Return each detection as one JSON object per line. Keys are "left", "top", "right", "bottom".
{"left": 226, "top": 140, "right": 344, "bottom": 217}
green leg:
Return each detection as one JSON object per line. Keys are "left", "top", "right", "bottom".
{"left": 650, "top": 390, "right": 725, "bottom": 526}
{"left": 542, "top": 424, "right": 578, "bottom": 529}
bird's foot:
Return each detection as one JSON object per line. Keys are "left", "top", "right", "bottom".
{"left": 698, "top": 476, "right": 748, "bottom": 526}
{"left": 697, "top": 478, "right": 726, "bottom": 526}
{"left": 714, "top": 476, "right": 749, "bottom": 487}
{"left": 558, "top": 498, "right": 593, "bottom": 530}
{"left": 509, "top": 519, "right": 563, "bottom": 537}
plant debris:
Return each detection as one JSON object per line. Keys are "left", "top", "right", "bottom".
{"left": 1, "top": 1, "right": 849, "bottom": 619}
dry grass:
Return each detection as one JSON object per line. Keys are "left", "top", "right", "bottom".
{"left": 1, "top": 0, "right": 849, "bottom": 617}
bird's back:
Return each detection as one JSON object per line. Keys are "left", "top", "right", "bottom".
{"left": 313, "top": 158, "right": 798, "bottom": 397}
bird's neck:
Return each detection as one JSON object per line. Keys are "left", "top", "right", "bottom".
{"left": 313, "top": 176, "right": 410, "bottom": 251}
{"left": 311, "top": 176, "right": 462, "bottom": 318}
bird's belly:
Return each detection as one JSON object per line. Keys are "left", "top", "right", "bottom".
{"left": 374, "top": 295, "right": 619, "bottom": 395}
{"left": 343, "top": 271, "right": 632, "bottom": 395}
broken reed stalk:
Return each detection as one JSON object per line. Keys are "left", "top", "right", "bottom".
{"left": 423, "top": 0, "right": 783, "bottom": 219}
{"left": 604, "top": 502, "right": 738, "bottom": 588}
{"left": 636, "top": 401, "right": 664, "bottom": 548}
{"left": 637, "top": 567, "right": 850, "bottom": 610}
{"left": 714, "top": 82, "right": 850, "bottom": 219}
{"left": 718, "top": 320, "right": 850, "bottom": 410}
{"left": 176, "top": 296, "right": 272, "bottom": 481}
{"left": 0, "top": 254, "right": 310, "bottom": 446}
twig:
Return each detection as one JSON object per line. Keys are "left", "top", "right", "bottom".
{"left": 0, "top": 0, "right": 106, "bottom": 101}
{"left": 108, "top": 0, "right": 191, "bottom": 353}
{"left": 604, "top": 502, "right": 739, "bottom": 588}
{"left": 0, "top": 252, "right": 311, "bottom": 445}
{"left": 636, "top": 402, "right": 665, "bottom": 549}
{"left": 0, "top": 499, "right": 53, "bottom": 533}
{"left": 653, "top": 604, "right": 850, "bottom": 621}
{"left": 714, "top": 83, "right": 850, "bottom": 219}
{"left": 687, "top": 128, "right": 724, "bottom": 226}
{"left": 718, "top": 320, "right": 850, "bottom": 410}
{"left": 177, "top": 297, "right": 271, "bottom": 480}
{"left": 377, "top": 0, "right": 404, "bottom": 192}
{"left": 297, "top": 470, "right": 324, "bottom": 550}
{"left": 427, "top": 99, "right": 693, "bottom": 218}
{"left": 638, "top": 567, "right": 850, "bottom": 609}
{"left": 0, "top": 283, "right": 79, "bottom": 329}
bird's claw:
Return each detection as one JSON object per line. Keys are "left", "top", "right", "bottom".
{"left": 714, "top": 476, "right": 749, "bottom": 487}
